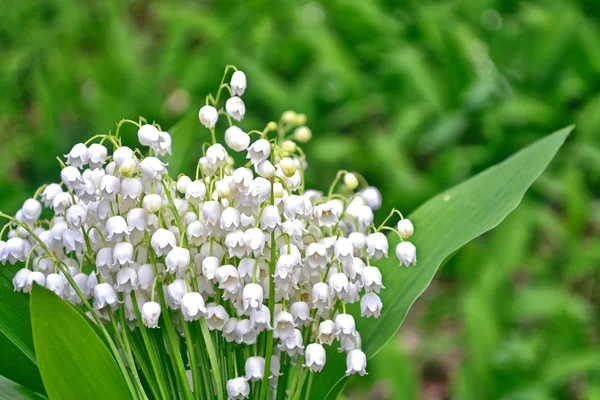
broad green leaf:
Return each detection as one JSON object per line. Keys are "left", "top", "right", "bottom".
{"left": 0, "top": 265, "right": 44, "bottom": 394}
{"left": 0, "top": 376, "right": 45, "bottom": 400}
{"left": 310, "top": 126, "right": 572, "bottom": 399}
{"left": 30, "top": 285, "right": 130, "bottom": 400}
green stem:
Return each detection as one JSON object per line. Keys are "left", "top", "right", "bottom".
{"left": 181, "top": 317, "right": 202, "bottom": 400}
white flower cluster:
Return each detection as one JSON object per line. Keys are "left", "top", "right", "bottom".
{"left": 0, "top": 67, "right": 416, "bottom": 399}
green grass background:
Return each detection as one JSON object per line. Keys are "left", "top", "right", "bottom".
{"left": 1, "top": 0, "right": 599, "bottom": 399}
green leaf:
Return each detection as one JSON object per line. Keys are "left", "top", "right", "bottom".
{"left": 30, "top": 285, "right": 130, "bottom": 400}
{"left": 0, "top": 376, "right": 45, "bottom": 400}
{"left": 309, "top": 126, "right": 572, "bottom": 399}
{"left": 0, "top": 265, "right": 44, "bottom": 394}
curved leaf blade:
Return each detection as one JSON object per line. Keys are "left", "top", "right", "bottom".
{"left": 310, "top": 126, "right": 573, "bottom": 399}
{"left": 0, "top": 376, "right": 45, "bottom": 400}
{"left": 0, "top": 265, "right": 44, "bottom": 394}
{"left": 31, "top": 285, "right": 130, "bottom": 400}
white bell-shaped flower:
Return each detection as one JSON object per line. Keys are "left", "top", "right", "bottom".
{"left": 245, "top": 178, "right": 271, "bottom": 206}
{"left": 166, "top": 279, "right": 187, "bottom": 309}
{"left": 273, "top": 310, "right": 296, "bottom": 340}
{"left": 206, "top": 303, "right": 229, "bottom": 331}
{"left": 329, "top": 272, "right": 349, "bottom": 299}
{"left": 277, "top": 328, "right": 304, "bottom": 357}
{"left": 88, "top": 143, "right": 107, "bottom": 168}
{"left": 137, "top": 124, "right": 161, "bottom": 147}
{"left": 360, "top": 186, "right": 382, "bottom": 210}
{"left": 113, "top": 242, "right": 134, "bottom": 267}
{"left": 225, "top": 126, "right": 250, "bottom": 152}
{"left": 290, "top": 301, "right": 311, "bottom": 327}
{"left": 215, "top": 264, "right": 241, "bottom": 293}
{"left": 66, "top": 204, "right": 87, "bottom": 228}
{"left": 311, "top": 282, "right": 331, "bottom": 311}
{"left": 139, "top": 157, "right": 167, "bottom": 180}
{"left": 142, "top": 193, "right": 163, "bottom": 214}
{"left": 181, "top": 292, "right": 207, "bottom": 321}
{"left": 12, "top": 268, "right": 31, "bottom": 292}
{"left": 318, "top": 319, "right": 336, "bottom": 345}
{"left": 116, "top": 267, "right": 138, "bottom": 292}
{"left": 235, "top": 319, "right": 258, "bottom": 344}
{"left": 220, "top": 207, "right": 240, "bottom": 231}
{"left": 226, "top": 377, "right": 250, "bottom": 400}
{"left": 151, "top": 228, "right": 176, "bottom": 257}
{"left": 260, "top": 205, "right": 281, "bottom": 230}
{"left": 4, "top": 237, "right": 31, "bottom": 264}
{"left": 242, "top": 283, "right": 263, "bottom": 312}
{"left": 361, "top": 266, "right": 384, "bottom": 293}
{"left": 366, "top": 232, "right": 388, "bottom": 259}
{"left": 137, "top": 264, "right": 155, "bottom": 290}
{"left": 334, "top": 237, "right": 354, "bottom": 266}
{"left": 198, "top": 105, "right": 218, "bottom": 129}
{"left": 230, "top": 70, "right": 247, "bottom": 96}
{"left": 41, "top": 183, "right": 63, "bottom": 208}
{"left": 64, "top": 143, "right": 89, "bottom": 168}
{"left": 142, "top": 301, "right": 161, "bottom": 328}
{"left": 345, "top": 349, "right": 367, "bottom": 376}
{"left": 243, "top": 228, "right": 265, "bottom": 256}
{"left": 335, "top": 313, "right": 357, "bottom": 341}
{"left": 255, "top": 160, "right": 275, "bottom": 179}
{"left": 226, "top": 96, "right": 245, "bottom": 121}
{"left": 93, "top": 282, "right": 118, "bottom": 309}
{"left": 360, "top": 292, "right": 383, "bottom": 318}
{"left": 305, "top": 343, "right": 326, "bottom": 372}
{"left": 165, "top": 246, "right": 191, "bottom": 273}
{"left": 60, "top": 166, "right": 85, "bottom": 190}
{"left": 244, "top": 356, "right": 264, "bottom": 382}
{"left": 106, "top": 216, "right": 129, "bottom": 241}
{"left": 21, "top": 198, "right": 42, "bottom": 223}
{"left": 246, "top": 139, "right": 271, "bottom": 164}
{"left": 24, "top": 271, "right": 45, "bottom": 293}
{"left": 248, "top": 306, "right": 271, "bottom": 332}
{"left": 225, "top": 230, "right": 247, "bottom": 258}
{"left": 113, "top": 146, "right": 134, "bottom": 166}
{"left": 396, "top": 241, "right": 417, "bottom": 266}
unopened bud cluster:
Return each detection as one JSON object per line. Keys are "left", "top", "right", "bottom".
{"left": 0, "top": 66, "right": 416, "bottom": 399}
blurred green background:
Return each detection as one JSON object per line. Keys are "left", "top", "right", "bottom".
{"left": 1, "top": 0, "right": 599, "bottom": 399}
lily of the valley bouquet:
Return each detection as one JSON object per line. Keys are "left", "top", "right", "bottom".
{"left": 0, "top": 65, "right": 570, "bottom": 400}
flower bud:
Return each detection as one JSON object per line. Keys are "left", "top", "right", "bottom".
{"left": 225, "top": 126, "right": 250, "bottom": 152}
{"left": 266, "top": 121, "right": 277, "bottom": 131}
{"left": 281, "top": 110, "right": 297, "bottom": 124}
{"left": 397, "top": 219, "right": 414, "bottom": 238}
{"left": 281, "top": 140, "right": 297, "bottom": 155}
{"left": 142, "top": 301, "right": 161, "bottom": 328}
{"left": 360, "top": 186, "right": 382, "bottom": 210}
{"left": 138, "top": 124, "right": 161, "bottom": 147}
{"left": 119, "top": 158, "right": 138, "bottom": 177}
{"left": 344, "top": 173, "right": 359, "bottom": 190}
{"left": 198, "top": 105, "right": 218, "bottom": 128}
{"left": 21, "top": 199, "right": 42, "bottom": 223}
{"left": 279, "top": 158, "right": 296, "bottom": 178}
{"left": 143, "top": 193, "right": 163, "bottom": 213}
{"left": 293, "top": 126, "right": 312, "bottom": 143}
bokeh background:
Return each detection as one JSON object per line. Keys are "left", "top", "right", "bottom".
{"left": 1, "top": 0, "right": 599, "bottom": 399}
